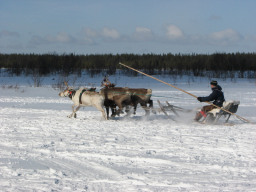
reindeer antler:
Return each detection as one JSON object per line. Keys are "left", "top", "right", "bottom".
{"left": 64, "top": 81, "right": 69, "bottom": 88}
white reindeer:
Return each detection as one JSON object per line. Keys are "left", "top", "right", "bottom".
{"left": 59, "top": 83, "right": 107, "bottom": 120}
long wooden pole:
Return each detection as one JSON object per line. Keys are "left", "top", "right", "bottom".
{"left": 119, "top": 62, "right": 252, "bottom": 124}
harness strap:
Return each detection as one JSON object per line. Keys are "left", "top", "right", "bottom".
{"left": 79, "top": 89, "right": 88, "bottom": 104}
{"left": 68, "top": 90, "right": 76, "bottom": 99}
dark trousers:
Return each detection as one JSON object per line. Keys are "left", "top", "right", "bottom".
{"left": 195, "top": 105, "right": 216, "bottom": 121}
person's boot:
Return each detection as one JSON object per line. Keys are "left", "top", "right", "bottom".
{"left": 194, "top": 112, "right": 202, "bottom": 122}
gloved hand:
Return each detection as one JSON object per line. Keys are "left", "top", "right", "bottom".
{"left": 197, "top": 97, "right": 203, "bottom": 102}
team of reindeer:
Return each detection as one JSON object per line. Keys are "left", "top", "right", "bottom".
{"left": 59, "top": 82, "right": 153, "bottom": 120}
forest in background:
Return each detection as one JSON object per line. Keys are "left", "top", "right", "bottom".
{"left": 0, "top": 53, "right": 255, "bottom": 79}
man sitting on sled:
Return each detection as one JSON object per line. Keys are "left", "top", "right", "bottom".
{"left": 194, "top": 80, "right": 225, "bottom": 122}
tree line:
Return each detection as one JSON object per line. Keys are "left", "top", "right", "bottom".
{"left": 0, "top": 53, "right": 255, "bottom": 78}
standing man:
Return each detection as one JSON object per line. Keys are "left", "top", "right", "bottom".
{"left": 194, "top": 80, "right": 225, "bottom": 121}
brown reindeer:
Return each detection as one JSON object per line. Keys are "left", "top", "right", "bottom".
{"left": 100, "top": 87, "right": 153, "bottom": 118}
{"left": 128, "top": 88, "right": 153, "bottom": 115}
{"left": 100, "top": 87, "right": 131, "bottom": 118}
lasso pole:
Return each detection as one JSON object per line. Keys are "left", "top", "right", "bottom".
{"left": 119, "top": 62, "right": 252, "bottom": 124}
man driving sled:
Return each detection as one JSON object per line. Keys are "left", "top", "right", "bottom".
{"left": 194, "top": 80, "right": 225, "bottom": 122}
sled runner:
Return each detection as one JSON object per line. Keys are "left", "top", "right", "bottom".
{"left": 157, "top": 100, "right": 192, "bottom": 121}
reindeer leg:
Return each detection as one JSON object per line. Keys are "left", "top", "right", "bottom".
{"left": 115, "top": 101, "right": 123, "bottom": 116}
{"left": 74, "top": 105, "right": 81, "bottom": 118}
{"left": 148, "top": 99, "right": 153, "bottom": 108}
{"left": 141, "top": 101, "right": 150, "bottom": 116}
{"left": 104, "top": 100, "right": 110, "bottom": 119}
{"left": 95, "top": 104, "right": 107, "bottom": 120}
{"left": 106, "top": 106, "right": 110, "bottom": 119}
{"left": 68, "top": 104, "right": 75, "bottom": 118}
{"left": 133, "top": 103, "right": 138, "bottom": 115}
{"left": 111, "top": 106, "right": 116, "bottom": 117}
{"left": 125, "top": 105, "right": 130, "bottom": 113}
{"left": 131, "top": 95, "right": 139, "bottom": 115}
{"left": 124, "top": 105, "right": 132, "bottom": 116}
{"left": 101, "top": 108, "right": 107, "bottom": 120}
{"left": 68, "top": 105, "right": 80, "bottom": 118}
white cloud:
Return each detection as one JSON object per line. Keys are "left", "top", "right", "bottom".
{"left": 29, "top": 27, "right": 122, "bottom": 48}
{"left": 165, "top": 25, "right": 184, "bottom": 40}
{"left": 29, "top": 32, "right": 75, "bottom": 47}
{"left": 46, "top": 32, "right": 73, "bottom": 43}
{"left": 101, "top": 27, "right": 120, "bottom": 40}
{"left": 136, "top": 27, "right": 151, "bottom": 34}
{"left": 81, "top": 27, "right": 121, "bottom": 41}
{"left": 57, "top": 33, "right": 71, "bottom": 43}
{"left": 210, "top": 29, "right": 241, "bottom": 44}
{"left": 79, "top": 28, "right": 98, "bottom": 45}
{"left": 83, "top": 28, "right": 98, "bottom": 38}
{"left": 133, "top": 27, "right": 153, "bottom": 41}
{"left": 29, "top": 36, "right": 45, "bottom": 45}
{"left": 25, "top": 26, "right": 247, "bottom": 53}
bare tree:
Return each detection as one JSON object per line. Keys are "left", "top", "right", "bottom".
{"left": 31, "top": 71, "right": 44, "bottom": 87}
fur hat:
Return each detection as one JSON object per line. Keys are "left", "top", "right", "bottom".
{"left": 210, "top": 80, "right": 218, "bottom": 86}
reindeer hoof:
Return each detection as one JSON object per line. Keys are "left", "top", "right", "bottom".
{"left": 74, "top": 113, "right": 77, "bottom": 118}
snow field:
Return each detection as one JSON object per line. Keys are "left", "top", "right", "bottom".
{"left": 0, "top": 75, "right": 256, "bottom": 191}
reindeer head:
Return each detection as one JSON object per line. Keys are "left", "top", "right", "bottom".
{"left": 59, "top": 89, "right": 72, "bottom": 97}
{"left": 58, "top": 81, "right": 74, "bottom": 97}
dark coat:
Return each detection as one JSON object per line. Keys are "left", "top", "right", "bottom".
{"left": 200, "top": 85, "right": 225, "bottom": 107}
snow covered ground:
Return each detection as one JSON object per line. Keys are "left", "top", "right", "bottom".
{"left": 0, "top": 73, "right": 256, "bottom": 191}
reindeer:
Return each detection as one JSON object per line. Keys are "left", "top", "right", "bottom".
{"left": 59, "top": 82, "right": 107, "bottom": 120}
{"left": 100, "top": 87, "right": 132, "bottom": 117}
{"left": 128, "top": 88, "right": 153, "bottom": 115}
{"left": 100, "top": 87, "right": 153, "bottom": 118}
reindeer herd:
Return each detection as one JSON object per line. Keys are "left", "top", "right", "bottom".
{"left": 59, "top": 82, "right": 153, "bottom": 120}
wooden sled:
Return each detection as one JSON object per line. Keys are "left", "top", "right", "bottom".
{"left": 157, "top": 100, "right": 240, "bottom": 125}
{"left": 202, "top": 100, "right": 240, "bottom": 124}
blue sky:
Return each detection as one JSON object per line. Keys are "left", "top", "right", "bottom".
{"left": 0, "top": 0, "right": 256, "bottom": 54}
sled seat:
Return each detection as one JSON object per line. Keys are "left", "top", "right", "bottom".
{"left": 204, "top": 100, "right": 240, "bottom": 124}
